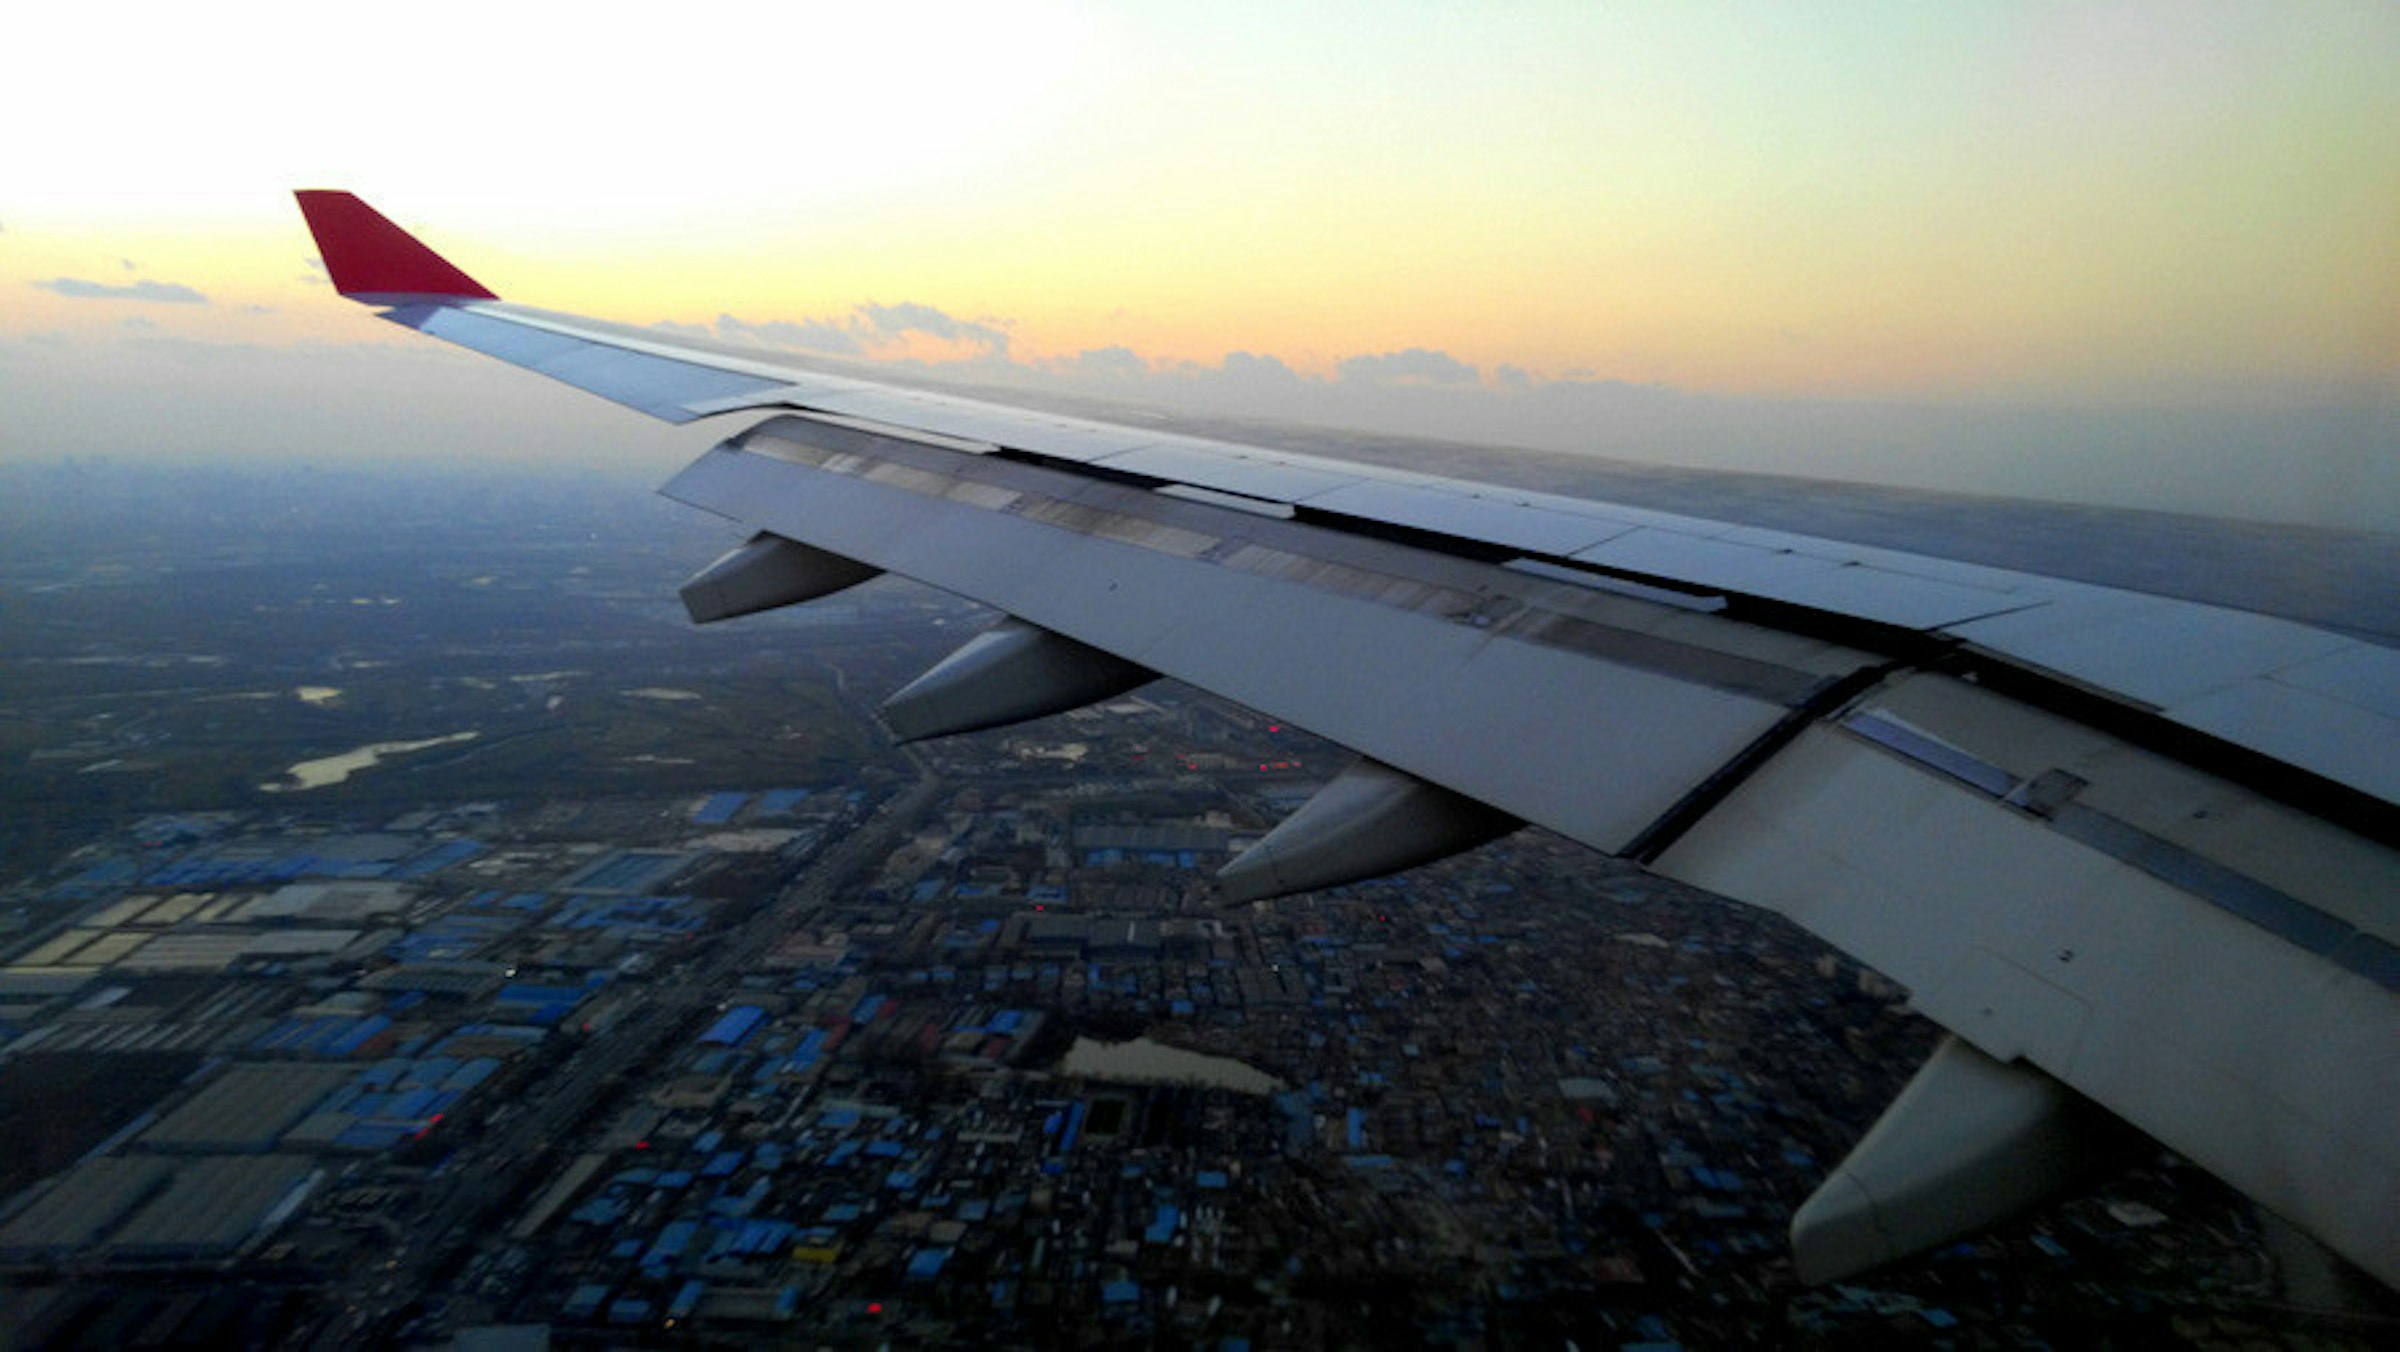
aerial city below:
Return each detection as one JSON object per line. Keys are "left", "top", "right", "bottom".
{"left": 0, "top": 433, "right": 2387, "bottom": 1347}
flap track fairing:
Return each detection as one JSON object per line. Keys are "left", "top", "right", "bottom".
{"left": 680, "top": 533, "right": 882, "bottom": 624}
{"left": 1217, "top": 757, "right": 1521, "bottom": 904}
{"left": 1790, "top": 1034, "right": 2141, "bottom": 1284}
{"left": 880, "top": 617, "right": 1155, "bottom": 743}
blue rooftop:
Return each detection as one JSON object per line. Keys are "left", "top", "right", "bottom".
{"left": 756, "top": 788, "right": 814, "bottom": 814}
{"left": 700, "top": 1005, "right": 767, "bottom": 1047}
{"left": 1145, "top": 1204, "right": 1181, "bottom": 1244}
{"left": 692, "top": 792, "right": 750, "bottom": 825}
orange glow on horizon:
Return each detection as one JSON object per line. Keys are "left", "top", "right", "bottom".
{"left": 2, "top": 1, "right": 2392, "bottom": 526}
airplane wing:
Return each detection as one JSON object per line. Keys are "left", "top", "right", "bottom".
{"left": 294, "top": 191, "right": 2399, "bottom": 1288}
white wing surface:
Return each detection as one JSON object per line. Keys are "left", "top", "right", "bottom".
{"left": 297, "top": 192, "right": 2400, "bottom": 1287}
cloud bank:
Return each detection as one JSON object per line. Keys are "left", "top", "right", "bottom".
{"left": 645, "top": 301, "right": 2398, "bottom": 534}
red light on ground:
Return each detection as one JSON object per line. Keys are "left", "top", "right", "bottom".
{"left": 1033, "top": 904, "right": 1046, "bottom": 911}
{"left": 1268, "top": 724, "right": 1282, "bottom": 732}
{"left": 867, "top": 1302, "right": 884, "bottom": 1315}
{"left": 634, "top": 1139, "right": 650, "bottom": 1150}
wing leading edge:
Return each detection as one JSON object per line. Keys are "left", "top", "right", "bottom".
{"left": 296, "top": 192, "right": 2400, "bottom": 1288}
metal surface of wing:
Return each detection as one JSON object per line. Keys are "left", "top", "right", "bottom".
{"left": 295, "top": 193, "right": 2400, "bottom": 1288}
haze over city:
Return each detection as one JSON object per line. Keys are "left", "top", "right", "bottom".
{"left": 4, "top": 2, "right": 2396, "bottom": 528}
{"left": 5, "top": 5, "right": 2399, "bottom": 1345}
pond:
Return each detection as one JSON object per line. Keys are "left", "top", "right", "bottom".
{"left": 1058, "top": 1036, "right": 1283, "bottom": 1095}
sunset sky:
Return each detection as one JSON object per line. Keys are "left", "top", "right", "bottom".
{"left": 4, "top": 2, "right": 2395, "bottom": 528}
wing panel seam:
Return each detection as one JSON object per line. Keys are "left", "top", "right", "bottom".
{"left": 726, "top": 419, "right": 1844, "bottom": 706}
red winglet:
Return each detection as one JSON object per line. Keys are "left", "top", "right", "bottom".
{"left": 293, "top": 190, "right": 496, "bottom": 300}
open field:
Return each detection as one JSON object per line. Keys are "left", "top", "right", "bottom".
{"left": 0, "top": 462, "right": 958, "bottom": 863}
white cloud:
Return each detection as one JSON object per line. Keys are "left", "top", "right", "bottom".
{"left": 1050, "top": 346, "right": 1147, "bottom": 379}
{"left": 33, "top": 277, "right": 209, "bottom": 304}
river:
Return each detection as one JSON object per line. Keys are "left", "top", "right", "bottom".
{"left": 1058, "top": 1036, "right": 1284, "bottom": 1094}
{"left": 260, "top": 731, "right": 480, "bottom": 792}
